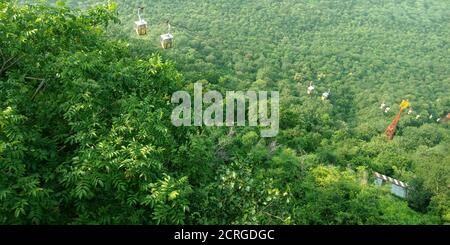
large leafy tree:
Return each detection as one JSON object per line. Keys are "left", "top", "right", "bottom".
{"left": 0, "top": 1, "right": 191, "bottom": 224}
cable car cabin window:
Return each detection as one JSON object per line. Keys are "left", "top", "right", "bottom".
{"left": 160, "top": 33, "right": 174, "bottom": 49}
{"left": 135, "top": 20, "right": 147, "bottom": 36}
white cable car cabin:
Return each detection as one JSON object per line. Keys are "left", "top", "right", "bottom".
{"left": 408, "top": 108, "right": 413, "bottom": 115}
{"left": 307, "top": 82, "right": 315, "bottom": 95}
{"left": 135, "top": 7, "right": 147, "bottom": 36}
{"left": 321, "top": 89, "right": 330, "bottom": 101}
{"left": 160, "top": 23, "right": 174, "bottom": 49}
{"left": 380, "top": 102, "right": 386, "bottom": 110}
{"left": 384, "top": 107, "right": 391, "bottom": 113}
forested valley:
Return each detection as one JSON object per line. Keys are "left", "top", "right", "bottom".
{"left": 1, "top": 0, "right": 449, "bottom": 224}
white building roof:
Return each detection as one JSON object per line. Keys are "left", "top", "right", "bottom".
{"left": 374, "top": 172, "right": 408, "bottom": 188}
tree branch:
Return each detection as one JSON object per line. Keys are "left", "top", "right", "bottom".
{"left": 1, "top": 55, "right": 15, "bottom": 70}
{"left": 0, "top": 48, "right": 4, "bottom": 63}
{"left": 0, "top": 55, "right": 21, "bottom": 76}
{"left": 25, "top": 76, "right": 45, "bottom": 81}
{"left": 261, "top": 211, "right": 285, "bottom": 222}
{"left": 31, "top": 79, "right": 46, "bottom": 101}
{"left": 2, "top": 56, "right": 20, "bottom": 71}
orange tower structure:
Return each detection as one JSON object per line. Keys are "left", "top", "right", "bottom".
{"left": 441, "top": 113, "right": 450, "bottom": 123}
{"left": 385, "top": 100, "right": 410, "bottom": 141}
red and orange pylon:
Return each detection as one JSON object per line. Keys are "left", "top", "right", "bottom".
{"left": 385, "top": 100, "right": 410, "bottom": 141}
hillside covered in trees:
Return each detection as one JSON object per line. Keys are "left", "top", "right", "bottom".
{"left": 1, "top": 0, "right": 449, "bottom": 224}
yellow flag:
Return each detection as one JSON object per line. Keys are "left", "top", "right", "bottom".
{"left": 400, "top": 100, "right": 410, "bottom": 110}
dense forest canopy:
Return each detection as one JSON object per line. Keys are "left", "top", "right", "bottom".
{"left": 1, "top": 0, "right": 449, "bottom": 224}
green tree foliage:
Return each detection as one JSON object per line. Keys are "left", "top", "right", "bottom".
{"left": 1, "top": 1, "right": 190, "bottom": 224}
{"left": 1, "top": 0, "right": 449, "bottom": 224}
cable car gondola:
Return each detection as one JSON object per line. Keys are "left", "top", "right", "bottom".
{"left": 321, "top": 89, "right": 331, "bottom": 101}
{"left": 307, "top": 82, "right": 315, "bottom": 95}
{"left": 160, "top": 23, "right": 174, "bottom": 49}
{"left": 135, "top": 7, "right": 147, "bottom": 36}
